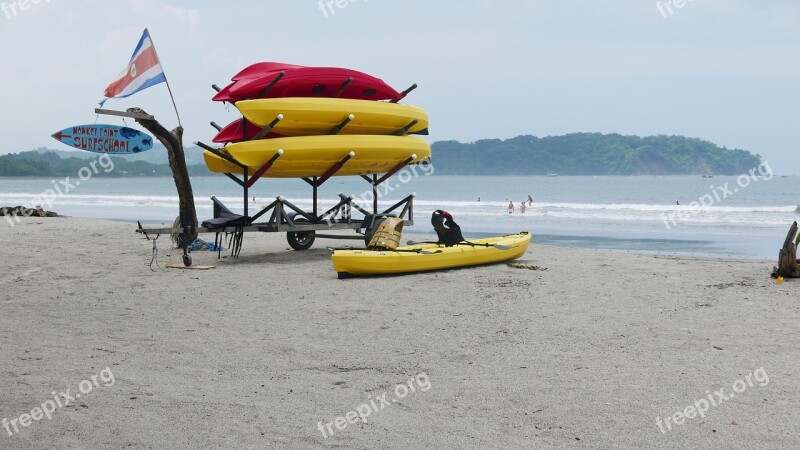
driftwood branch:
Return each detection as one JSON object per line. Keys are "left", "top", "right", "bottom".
{"left": 772, "top": 221, "right": 800, "bottom": 278}
{"left": 0, "top": 206, "right": 61, "bottom": 218}
{"left": 127, "top": 107, "right": 198, "bottom": 246}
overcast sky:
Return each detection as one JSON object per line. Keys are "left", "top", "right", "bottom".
{"left": 1, "top": 0, "right": 798, "bottom": 172}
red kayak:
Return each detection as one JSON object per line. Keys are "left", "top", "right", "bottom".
{"left": 212, "top": 63, "right": 403, "bottom": 103}
{"left": 214, "top": 62, "right": 305, "bottom": 102}
{"left": 230, "top": 62, "right": 303, "bottom": 81}
{"left": 213, "top": 118, "right": 280, "bottom": 144}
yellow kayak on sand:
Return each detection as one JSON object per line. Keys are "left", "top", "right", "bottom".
{"left": 203, "top": 135, "right": 431, "bottom": 178}
{"left": 332, "top": 233, "right": 531, "bottom": 278}
{"left": 235, "top": 98, "right": 429, "bottom": 136}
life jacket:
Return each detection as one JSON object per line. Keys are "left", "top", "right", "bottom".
{"left": 368, "top": 217, "right": 404, "bottom": 250}
{"left": 431, "top": 210, "right": 464, "bottom": 246}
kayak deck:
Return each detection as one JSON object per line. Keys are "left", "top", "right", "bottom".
{"left": 332, "top": 232, "right": 531, "bottom": 278}
{"left": 203, "top": 135, "right": 430, "bottom": 178}
{"left": 235, "top": 98, "right": 429, "bottom": 136}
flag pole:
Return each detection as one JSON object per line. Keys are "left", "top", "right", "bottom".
{"left": 146, "top": 28, "right": 182, "bottom": 127}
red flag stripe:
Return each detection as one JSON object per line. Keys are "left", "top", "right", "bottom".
{"left": 103, "top": 46, "right": 160, "bottom": 97}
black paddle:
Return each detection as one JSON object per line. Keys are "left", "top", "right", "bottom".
{"left": 405, "top": 240, "right": 513, "bottom": 251}
{"left": 327, "top": 246, "right": 441, "bottom": 255}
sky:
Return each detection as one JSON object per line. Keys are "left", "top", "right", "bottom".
{"left": 0, "top": 0, "right": 798, "bottom": 172}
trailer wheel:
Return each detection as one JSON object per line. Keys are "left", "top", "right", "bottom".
{"left": 287, "top": 231, "right": 315, "bottom": 250}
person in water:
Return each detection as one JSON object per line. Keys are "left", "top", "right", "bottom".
{"left": 507, "top": 201, "right": 514, "bottom": 214}
{"left": 527, "top": 195, "right": 533, "bottom": 206}
{"left": 520, "top": 202, "right": 527, "bottom": 214}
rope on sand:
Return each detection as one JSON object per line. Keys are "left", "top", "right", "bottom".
{"left": 147, "top": 234, "right": 166, "bottom": 272}
{"left": 506, "top": 261, "right": 547, "bottom": 271}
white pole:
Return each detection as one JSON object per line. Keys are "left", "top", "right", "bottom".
{"left": 146, "top": 28, "right": 182, "bottom": 127}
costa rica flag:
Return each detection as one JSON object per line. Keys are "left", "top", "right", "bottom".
{"left": 99, "top": 29, "right": 167, "bottom": 106}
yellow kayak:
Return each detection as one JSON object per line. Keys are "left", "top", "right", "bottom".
{"left": 203, "top": 135, "right": 431, "bottom": 178}
{"left": 235, "top": 98, "right": 429, "bottom": 136}
{"left": 332, "top": 233, "right": 531, "bottom": 278}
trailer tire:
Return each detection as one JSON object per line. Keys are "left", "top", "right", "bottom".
{"left": 287, "top": 231, "right": 315, "bottom": 250}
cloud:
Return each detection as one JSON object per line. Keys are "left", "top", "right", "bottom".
{"left": 127, "top": 0, "right": 201, "bottom": 25}
{"left": 200, "top": 47, "right": 247, "bottom": 72}
{"left": 473, "top": 0, "right": 543, "bottom": 25}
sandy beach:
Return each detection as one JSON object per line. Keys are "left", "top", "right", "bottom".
{"left": 1, "top": 217, "right": 798, "bottom": 448}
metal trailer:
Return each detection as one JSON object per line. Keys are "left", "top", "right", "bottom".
{"left": 135, "top": 137, "right": 421, "bottom": 266}
{"left": 134, "top": 86, "right": 426, "bottom": 266}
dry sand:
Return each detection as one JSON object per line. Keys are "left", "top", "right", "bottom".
{"left": 1, "top": 217, "right": 798, "bottom": 448}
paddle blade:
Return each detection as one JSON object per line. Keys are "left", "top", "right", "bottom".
{"left": 418, "top": 249, "right": 444, "bottom": 255}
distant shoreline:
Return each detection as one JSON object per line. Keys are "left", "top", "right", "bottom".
{"left": 5, "top": 132, "right": 766, "bottom": 176}
{"left": 1, "top": 174, "right": 794, "bottom": 179}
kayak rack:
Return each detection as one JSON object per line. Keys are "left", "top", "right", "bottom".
{"left": 195, "top": 139, "right": 419, "bottom": 220}
{"left": 136, "top": 139, "right": 420, "bottom": 261}
{"left": 135, "top": 79, "right": 425, "bottom": 263}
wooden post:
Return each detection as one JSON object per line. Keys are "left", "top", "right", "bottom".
{"left": 772, "top": 221, "right": 800, "bottom": 278}
{"left": 127, "top": 107, "right": 198, "bottom": 246}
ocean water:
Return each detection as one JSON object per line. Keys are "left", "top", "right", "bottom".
{"left": 2, "top": 173, "right": 797, "bottom": 259}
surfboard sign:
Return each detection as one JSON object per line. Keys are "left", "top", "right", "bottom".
{"left": 51, "top": 125, "right": 154, "bottom": 154}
